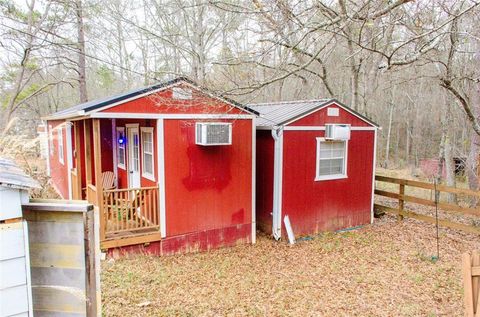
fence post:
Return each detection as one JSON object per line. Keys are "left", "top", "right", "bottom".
{"left": 398, "top": 183, "right": 405, "bottom": 221}
{"left": 464, "top": 252, "right": 475, "bottom": 317}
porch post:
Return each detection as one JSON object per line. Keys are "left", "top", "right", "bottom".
{"left": 92, "top": 119, "right": 105, "bottom": 241}
{"left": 84, "top": 119, "right": 92, "bottom": 186}
{"left": 73, "top": 121, "right": 82, "bottom": 199}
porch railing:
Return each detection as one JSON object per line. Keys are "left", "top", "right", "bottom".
{"left": 86, "top": 184, "right": 98, "bottom": 206}
{"left": 102, "top": 186, "right": 160, "bottom": 239}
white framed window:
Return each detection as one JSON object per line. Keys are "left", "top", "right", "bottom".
{"left": 116, "top": 127, "right": 126, "bottom": 169}
{"left": 58, "top": 127, "right": 64, "bottom": 165}
{"left": 315, "top": 138, "right": 348, "bottom": 181}
{"left": 49, "top": 125, "right": 54, "bottom": 156}
{"left": 141, "top": 127, "right": 155, "bottom": 180}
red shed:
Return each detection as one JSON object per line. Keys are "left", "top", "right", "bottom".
{"left": 44, "top": 77, "right": 257, "bottom": 255}
{"left": 251, "top": 99, "right": 379, "bottom": 240}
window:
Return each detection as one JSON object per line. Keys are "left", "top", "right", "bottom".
{"left": 116, "top": 127, "right": 126, "bottom": 169}
{"left": 58, "top": 127, "right": 64, "bottom": 165}
{"left": 49, "top": 125, "right": 54, "bottom": 156}
{"left": 141, "top": 127, "right": 155, "bottom": 180}
{"left": 315, "top": 138, "right": 347, "bottom": 181}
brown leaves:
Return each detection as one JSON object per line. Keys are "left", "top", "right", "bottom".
{"left": 102, "top": 216, "right": 479, "bottom": 316}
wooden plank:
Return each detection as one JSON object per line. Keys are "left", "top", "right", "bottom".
{"left": 376, "top": 175, "right": 480, "bottom": 197}
{"left": 73, "top": 121, "right": 83, "bottom": 200}
{"left": 464, "top": 253, "right": 475, "bottom": 317}
{"left": 84, "top": 207, "right": 99, "bottom": 316}
{"left": 103, "top": 186, "right": 158, "bottom": 193}
{"left": 472, "top": 267, "right": 480, "bottom": 277}
{"left": 101, "top": 232, "right": 162, "bottom": 249}
{"left": 92, "top": 119, "right": 105, "bottom": 242}
{"left": 472, "top": 252, "right": 480, "bottom": 315}
{"left": 23, "top": 202, "right": 92, "bottom": 213}
{"left": 374, "top": 190, "right": 480, "bottom": 217}
{"left": 29, "top": 244, "right": 84, "bottom": 270}
{"left": 84, "top": 119, "right": 92, "bottom": 185}
{"left": 398, "top": 184, "right": 405, "bottom": 221}
{"left": 374, "top": 204, "right": 480, "bottom": 235}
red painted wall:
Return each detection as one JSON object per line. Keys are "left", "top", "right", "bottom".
{"left": 255, "top": 102, "right": 376, "bottom": 238}
{"left": 164, "top": 119, "right": 253, "bottom": 237}
{"left": 102, "top": 85, "right": 246, "bottom": 115}
{"left": 282, "top": 130, "right": 374, "bottom": 236}
{"left": 48, "top": 120, "right": 69, "bottom": 199}
{"left": 255, "top": 130, "right": 274, "bottom": 233}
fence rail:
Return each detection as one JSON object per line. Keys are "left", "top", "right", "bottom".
{"left": 102, "top": 186, "right": 159, "bottom": 239}
{"left": 374, "top": 175, "right": 480, "bottom": 235}
{"left": 463, "top": 251, "right": 480, "bottom": 317}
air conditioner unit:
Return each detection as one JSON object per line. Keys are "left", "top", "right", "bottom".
{"left": 195, "top": 122, "right": 232, "bottom": 146}
{"left": 325, "top": 124, "right": 351, "bottom": 140}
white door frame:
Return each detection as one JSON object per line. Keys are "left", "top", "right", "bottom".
{"left": 126, "top": 124, "right": 141, "bottom": 189}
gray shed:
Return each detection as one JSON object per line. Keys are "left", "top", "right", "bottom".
{"left": 0, "top": 157, "right": 39, "bottom": 317}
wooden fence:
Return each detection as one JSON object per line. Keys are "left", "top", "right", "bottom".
{"left": 463, "top": 251, "right": 480, "bottom": 317}
{"left": 22, "top": 199, "right": 99, "bottom": 316}
{"left": 374, "top": 175, "right": 480, "bottom": 235}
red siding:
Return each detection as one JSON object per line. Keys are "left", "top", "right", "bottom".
{"left": 48, "top": 120, "right": 69, "bottom": 198}
{"left": 291, "top": 103, "right": 370, "bottom": 127}
{"left": 164, "top": 119, "right": 253, "bottom": 237}
{"left": 281, "top": 130, "right": 374, "bottom": 236}
{"left": 101, "top": 85, "right": 246, "bottom": 115}
{"left": 255, "top": 130, "right": 275, "bottom": 233}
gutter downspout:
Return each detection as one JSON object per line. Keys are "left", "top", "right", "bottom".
{"left": 271, "top": 126, "right": 284, "bottom": 240}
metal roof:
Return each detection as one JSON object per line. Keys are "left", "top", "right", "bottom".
{"left": 0, "top": 157, "right": 40, "bottom": 189}
{"left": 249, "top": 99, "right": 379, "bottom": 127}
{"left": 45, "top": 77, "right": 258, "bottom": 120}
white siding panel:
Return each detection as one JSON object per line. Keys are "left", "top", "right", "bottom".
{"left": 0, "top": 257, "right": 27, "bottom": 289}
{"left": 0, "top": 284, "right": 29, "bottom": 316}
{"left": 0, "top": 223, "right": 25, "bottom": 261}
{"left": 0, "top": 189, "right": 23, "bottom": 221}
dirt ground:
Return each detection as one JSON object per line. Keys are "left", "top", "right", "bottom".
{"left": 101, "top": 215, "right": 480, "bottom": 317}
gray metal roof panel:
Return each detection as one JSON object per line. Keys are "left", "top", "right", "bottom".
{"left": 0, "top": 157, "right": 40, "bottom": 189}
{"left": 249, "top": 99, "right": 379, "bottom": 128}
{"left": 249, "top": 99, "right": 331, "bottom": 127}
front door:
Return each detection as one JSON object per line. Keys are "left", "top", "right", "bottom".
{"left": 127, "top": 126, "right": 141, "bottom": 189}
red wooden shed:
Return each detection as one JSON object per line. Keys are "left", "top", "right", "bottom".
{"left": 251, "top": 99, "right": 379, "bottom": 240}
{"left": 44, "top": 77, "right": 257, "bottom": 255}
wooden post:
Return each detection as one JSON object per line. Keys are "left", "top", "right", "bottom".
{"left": 398, "top": 183, "right": 405, "bottom": 221}
{"left": 92, "top": 119, "right": 105, "bottom": 242}
{"left": 464, "top": 252, "right": 475, "bottom": 317}
{"left": 73, "top": 121, "right": 83, "bottom": 200}
{"left": 84, "top": 120, "right": 92, "bottom": 188}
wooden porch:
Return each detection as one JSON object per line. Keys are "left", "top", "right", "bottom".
{"left": 70, "top": 119, "right": 162, "bottom": 249}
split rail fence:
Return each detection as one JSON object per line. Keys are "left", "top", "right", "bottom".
{"left": 374, "top": 175, "right": 480, "bottom": 235}
{"left": 463, "top": 251, "right": 480, "bottom": 317}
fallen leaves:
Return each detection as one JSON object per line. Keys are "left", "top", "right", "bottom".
{"left": 102, "top": 215, "right": 480, "bottom": 316}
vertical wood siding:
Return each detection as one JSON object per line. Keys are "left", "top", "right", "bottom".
{"left": 164, "top": 119, "right": 253, "bottom": 237}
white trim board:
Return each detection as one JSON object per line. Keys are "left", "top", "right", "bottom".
{"left": 271, "top": 128, "right": 284, "bottom": 240}
{"left": 259, "top": 126, "right": 377, "bottom": 131}
{"left": 370, "top": 129, "right": 378, "bottom": 224}
{"left": 90, "top": 113, "right": 255, "bottom": 120}
{"left": 157, "top": 119, "right": 167, "bottom": 238}
{"left": 251, "top": 118, "right": 256, "bottom": 244}
{"left": 65, "top": 122, "right": 73, "bottom": 199}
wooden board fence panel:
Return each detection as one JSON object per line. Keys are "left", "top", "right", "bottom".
{"left": 22, "top": 201, "right": 98, "bottom": 317}
{"left": 463, "top": 251, "right": 480, "bottom": 317}
{"left": 374, "top": 175, "right": 480, "bottom": 235}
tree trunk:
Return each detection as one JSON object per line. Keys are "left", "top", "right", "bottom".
{"left": 76, "top": 0, "right": 88, "bottom": 103}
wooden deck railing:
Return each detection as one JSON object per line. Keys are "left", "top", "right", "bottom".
{"left": 374, "top": 175, "right": 480, "bottom": 235}
{"left": 86, "top": 184, "right": 98, "bottom": 206}
{"left": 102, "top": 186, "right": 160, "bottom": 239}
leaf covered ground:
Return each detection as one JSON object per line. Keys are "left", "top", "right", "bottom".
{"left": 102, "top": 215, "right": 479, "bottom": 316}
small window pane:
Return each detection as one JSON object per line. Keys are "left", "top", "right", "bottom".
{"left": 317, "top": 140, "right": 347, "bottom": 179}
